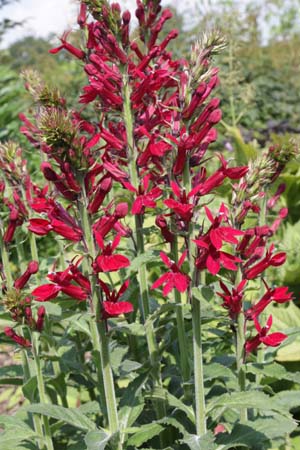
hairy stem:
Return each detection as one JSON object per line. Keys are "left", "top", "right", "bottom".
{"left": 79, "top": 186, "right": 120, "bottom": 443}
{"left": 183, "top": 162, "right": 207, "bottom": 435}
{"left": 32, "top": 333, "right": 54, "bottom": 450}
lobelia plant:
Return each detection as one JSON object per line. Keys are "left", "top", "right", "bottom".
{"left": 0, "top": 1, "right": 299, "bottom": 449}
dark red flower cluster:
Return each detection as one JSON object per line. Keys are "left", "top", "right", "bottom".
{"left": 3, "top": 261, "right": 45, "bottom": 348}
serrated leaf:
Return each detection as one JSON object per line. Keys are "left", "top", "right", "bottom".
{"left": 26, "top": 403, "right": 96, "bottom": 431}
{"left": 0, "top": 416, "right": 37, "bottom": 450}
{"left": 247, "top": 362, "right": 300, "bottom": 383}
{"left": 216, "top": 423, "right": 268, "bottom": 449}
{"left": 127, "top": 423, "right": 163, "bottom": 447}
{"left": 181, "top": 431, "right": 216, "bottom": 450}
{"left": 273, "top": 390, "right": 300, "bottom": 411}
{"left": 207, "top": 391, "right": 282, "bottom": 415}
{"left": 204, "top": 363, "right": 234, "bottom": 381}
{"left": 84, "top": 429, "right": 111, "bottom": 450}
{"left": 67, "top": 313, "right": 91, "bottom": 337}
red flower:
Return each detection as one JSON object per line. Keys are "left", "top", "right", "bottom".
{"left": 36, "top": 306, "right": 46, "bottom": 332}
{"left": 28, "top": 218, "right": 82, "bottom": 242}
{"left": 245, "top": 315, "right": 287, "bottom": 354}
{"left": 32, "top": 263, "right": 90, "bottom": 302}
{"left": 93, "top": 234, "right": 130, "bottom": 273}
{"left": 4, "top": 327, "right": 31, "bottom": 347}
{"left": 245, "top": 284, "right": 293, "bottom": 320}
{"left": 194, "top": 205, "right": 243, "bottom": 275}
{"left": 164, "top": 181, "right": 194, "bottom": 223}
{"left": 49, "top": 31, "right": 86, "bottom": 59}
{"left": 14, "top": 261, "right": 39, "bottom": 290}
{"left": 217, "top": 279, "right": 247, "bottom": 320}
{"left": 132, "top": 174, "right": 162, "bottom": 215}
{"left": 99, "top": 279, "right": 133, "bottom": 319}
{"left": 151, "top": 251, "right": 190, "bottom": 296}
{"left": 244, "top": 244, "right": 286, "bottom": 280}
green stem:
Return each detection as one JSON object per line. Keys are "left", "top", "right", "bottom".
{"left": 183, "top": 160, "right": 207, "bottom": 435}
{"left": 122, "top": 71, "right": 167, "bottom": 447}
{"left": 21, "top": 350, "right": 45, "bottom": 450}
{"left": 78, "top": 187, "right": 120, "bottom": 442}
{"left": 32, "top": 333, "right": 54, "bottom": 450}
{"left": 236, "top": 310, "right": 247, "bottom": 422}
{"left": 192, "top": 296, "right": 207, "bottom": 435}
{"left": 256, "top": 195, "right": 268, "bottom": 385}
{"left": 170, "top": 236, "right": 191, "bottom": 399}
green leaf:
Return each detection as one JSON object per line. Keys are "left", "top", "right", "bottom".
{"left": 0, "top": 415, "right": 37, "bottom": 450}
{"left": 119, "top": 372, "right": 148, "bottom": 429}
{"left": 26, "top": 403, "right": 96, "bottom": 431}
{"left": 267, "top": 302, "right": 300, "bottom": 361}
{"left": 22, "top": 376, "right": 37, "bottom": 402}
{"left": 111, "top": 322, "right": 145, "bottom": 336}
{"left": 120, "top": 359, "right": 142, "bottom": 374}
{"left": 149, "top": 387, "right": 195, "bottom": 424}
{"left": 247, "top": 362, "right": 300, "bottom": 384}
{"left": 145, "top": 303, "right": 178, "bottom": 324}
{"left": 127, "top": 423, "right": 163, "bottom": 447}
{"left": 273, "top": 390, "right": 300, "bottom": 411}
{"left": 67, "top": 313, "right": 92, "bottom": 337}
{"left": 207, "top": 391, "right": 282, "bottom": 415}
{"left": 181, "top": 431, "right": 216, "bottom": 450}
{"left": 0, "top": 364, "right": 23, "bottom": 385}
{"left": 84, "top": 429, "right": 111, "bottom": 450}
{"left": 204, "top": 363, "right": 234, "bottom": 381}
{"left": 128, "top": 251, "right": 158, "bottom": 274}
{"left": 216, "top": 423, "right": 267, "bottom": 449}
{"left": 79, "top": 401, "right": 101, "bottom": 415}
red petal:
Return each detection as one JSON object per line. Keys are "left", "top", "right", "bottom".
{"left": 96, "top": 254, "right": 130, "bottom": 272}
{"left": 261, "top": 332, "right": 287, "bottom": 347}
{"left": 206, "top": 254, "right": 220, "bottom": 275}
{"left": 173, "top": 273, "right": 189, "bottom": 292}
{"left": 32, "top": 284, "right": 61, "bottom": 301}
{"left": 103, "top": 301, "right": 133, "bottom": 317}
{"left": 61, "top": 285, "right": 88, "bottom": 301}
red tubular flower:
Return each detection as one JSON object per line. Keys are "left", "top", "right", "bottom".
{"left": 245, "top": 284, "right": 293, "bottom": 320}
{"left": 49, "top": 31, "right": 86, "bottom": 59}
{"left": 14, "top": 261, "right": 39, "bottom": 290}
{"left": 88, "top": 177, "right": 113, "bottom": 214}
{"left": 244, "top": 244, "right": 286, "bottom": 280}
{"left": 93, "top": 234, "right": 130, "bottom": 273}
{"left": 155, "top": 215, "right": 174, "bottom": 243}
{"left": 164, "top": 181, "right": 194, "bottom": 223}
{"left": 32, "top": 265, "right": 90, "bottom": 302}
{"left": 217, "top": 280, "right": 247, "bottom": 320}
{"left": 4, "top": 327, "right": 31, "bottom": 347}
{"left": 132, "top": 174, "right": 162, "bottom": 215}
{"left": 36, "top": 306, "right": 46, "bottom": 332}
{"left": 99, "top": 279, "right": 133, "bottom": 319}
{"left": 245, "top": 315, "right": 287, "bottom": 354}
{"left": 3, "top": 206, "right": 21, "bottom": 242}
{"left": 194, "top": 205, "right": 243, "bottom": 275}
{"left": 151, "top": 251, "right": 190, "bottom": 296}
